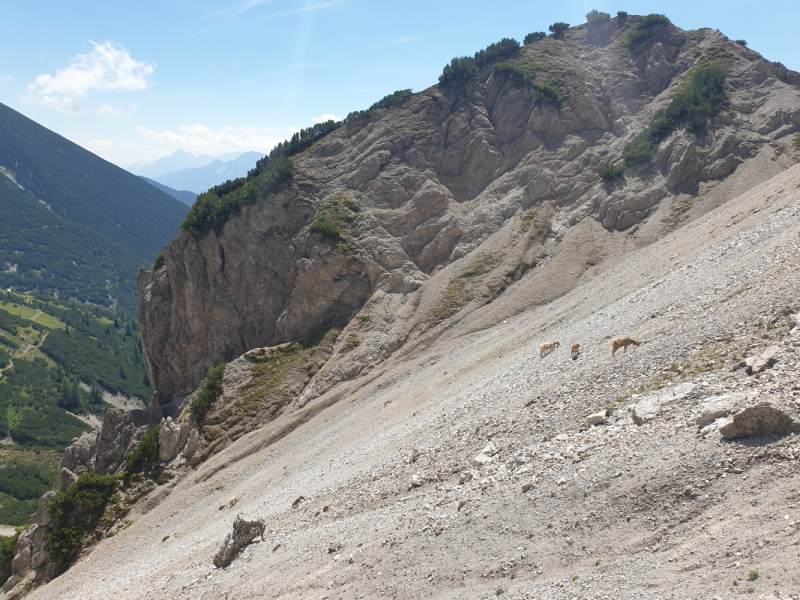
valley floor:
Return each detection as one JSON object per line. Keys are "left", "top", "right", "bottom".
{"left": 26, "top": 166, "right": 800, "bottom": 599}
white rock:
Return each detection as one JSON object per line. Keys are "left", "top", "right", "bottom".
{"left": 696, "top": 393, "right": 745, "bottom": 428}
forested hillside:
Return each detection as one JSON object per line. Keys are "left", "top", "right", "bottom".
{"left": 0, "top": 102, "right": 188, "bottom": 312}
{"left": 0, "top": 289, "right": 151, "bottom": 524}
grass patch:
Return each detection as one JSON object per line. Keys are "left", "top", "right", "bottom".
{"left": 793, "top": 133, "right": 800, "bottom": 153}
{"left": 309, "top": 220, "right": 341, "bottom": 240}
{"left": 428, "top": 254, "right": 501, "bottom": 324}
{"left": 340, "top": 332, "right": 361, "bottom": 353}
{"left": 190, "top": 363, "right": 227, "bottom": 423}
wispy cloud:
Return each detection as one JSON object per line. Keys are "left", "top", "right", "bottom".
{"left": 313, "top": 113, "right": 342, "bottom": 123}
{"left": 26, "top": 41, "right": 153, "bottom": 114}
{"left": 255, "top": 0, "right": 348, "bottom": 21}
{"left": 189, "top": 0, "right": 279, "bottom": 39}
{"left": 134, "top": 123, "right": 282, "bottom": 155}
{"left": 0, "top": 76, "right": 13, "bottom": 89}
{"left": 99, "top": 103, "right": 138, "bottom": 118}
{"left": 189, "top": 0, "right": 347, "bottom": 39}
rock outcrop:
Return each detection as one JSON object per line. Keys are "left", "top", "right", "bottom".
{"left": 213, "top": 515, "right": 266, "bottom": 568}
{"left": 139, "top": 21, "right": 800, "bottom": 403}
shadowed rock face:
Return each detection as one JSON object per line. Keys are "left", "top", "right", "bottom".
{"left": 140, "top": 20, "right": 800, "bottom": 403}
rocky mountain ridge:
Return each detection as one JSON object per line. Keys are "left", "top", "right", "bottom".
{"left": 4, "top": 14, "right": 800, "bottom": 599}
{"left": 139, "top": 17, "right": 800, "bottom": 407}
{"left": 21, "top": 132, "right": 800, "bottom": 600}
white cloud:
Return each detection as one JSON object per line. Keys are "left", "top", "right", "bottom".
{"left": 133, "top": 123, "right": 282, "bottom": 155}
{"left": 86, "top": 138, "right": 115, "bottom": 147}
{"left": 313, "top": 113, "right": 343, "bottom": 123}
{"left": 0, "top": 76, "right": 13, "bottom": 89}
{"left": 99, "top": 103, "right": 138, "bottom": 118}
{"left": 27, "top": 41, "right": 153, "bottom": 114}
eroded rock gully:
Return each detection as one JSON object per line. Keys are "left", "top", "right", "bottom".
{"left": 139, "top": 21, "right": 800, "bottom": 403}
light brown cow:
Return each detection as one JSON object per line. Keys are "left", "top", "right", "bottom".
{"left": 609, "top": 336, "right": 640, "bottom": 357}
{"left": 539, "top": 341, "right": 560, "bottom": 358}
{"left": 570, "top": 343, "right": 580, "bottom": 359}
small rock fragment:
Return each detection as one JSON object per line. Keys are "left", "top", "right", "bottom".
{"left": 696, "top": 393, "right": 744, "bottom": 428}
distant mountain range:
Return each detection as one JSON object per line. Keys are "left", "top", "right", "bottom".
{"left": 130, "top": 149, "right": 244, "bottom": 179}
{"left": 0, "top": 102, "right": 188, "bottom": 313}
{"left": 139, "top": 177, "right": 197, "bottom": 206}
{"left": 148, "top": 151, "right": 264, "bottom": 194}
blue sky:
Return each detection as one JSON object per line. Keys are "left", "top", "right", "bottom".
{"left": 1, "top": 0, "right": 797, "bottom": 168}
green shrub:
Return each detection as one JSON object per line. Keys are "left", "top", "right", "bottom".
{"left": 586, "top": 9, "right": 611, "bottom": 24}
{"left": 599, "top": 162, "right": 625, "bottom": 181}
{"left": 524, "top": 31, "right": 547, "bottom": 45}
{"left": 623, "top": 65, "right": 728, "bottom": 167}
{"left": 794, "top": 133, "right": 800, "bottom": 152}
{"left": 182, "top": 157, "right": 294, "bottom": 236}
{"left": 624, "top": 14, "right": 671, "bottom": 48}
{"left": 190, "top": 363, "right": 227, "bottom": 423}
{"left": 0, "top": 529, "right": 21, "bottom": 586}
{"left": 493, "top": 62, "right": 527, "bottom": 85}
{"left": 549, "top": 22, "right": 570, "bottom": 39}
{"left": 474, "top": 38, "right": 521, "bottom": 67}
{"left": 617, "top": 11, "right": 628, "bottom": 20}
{"left": 369, "top": 89, "right": 413, "bottom": 111}
{"left": 123, "top": 425, "right": 160, "bottom": 472}
{"left": 439, "top": 56, "right": 478, "bottom": 85}
{"left": 309, "top": 219, "right": 341, "bottom": 240}
{"left": 153, "top": 252, "right": 164, "bottom": 269}
{"left": 47, "top": 473, "right": 119, "bottom": 520}
{"left": 734, "top": 39, "right": 747, "bottom": 46}
{"left": 43, "top": 526, "right": 83, "bottom": 567}
{"left": 534, "top": 83, "right": 564, "bottom": 105}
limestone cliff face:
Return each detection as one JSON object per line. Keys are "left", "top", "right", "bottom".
{"left": 140, "top": 20, "right": 800, "bottom": 402}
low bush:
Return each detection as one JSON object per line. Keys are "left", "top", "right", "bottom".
{"left": 181, "top": 157, "right": 294, "bottom": 236}
{"left": 47, "top": 473, "right": 119, "bottom": 520}
{"left": 623, "top": 14, "right": 671, "bottom": 48}
{"left": 524, "top": 31, "right": 547, "bottom": 45}
{"left": 42, "top": 526, "right": 83, "bottom": 567}
{"left": 734, "top": 39, "right": 747, "bottom": 46}
{"left": 586, "top": 9, "right": 611, "bottom": 24}
{"left": 190, "top": 363, "right": 227, "bottom": 423}
{"left": 474, "top": 38, "right": 521, "bottom": 67}
{"left": 123, "top": 426, "right": 160, "bottom": 472}
{"left": 153, "top": 252, "right": 164, "bottom": 270}
{"left": 439, "top": 56, "right": 478, "bottom": 86}
{"left": 549, "top": 22, "right": 570, "bottom": 39}
{"left": 493, "top": 62, "right": 527, "bottom": 85}
{"left": 599, "top": 162, "right": 625, "bottom": 181}
{"left": 534, "top": 83, "right": 564, "bottom": 105}
{"left": 617, "top": 11, "right": 628, "bottom": 20}
{"left": 0, "top": 529, "right": 20, "bottom": 585}
{"left": 309, "top": 219, "right": 342, "bottom": 240}
{"left": 369, "top": 89, "right": 413, "bottom": 111}
{"left": 794, "top": 133, "right": 800, "bottom": 152}
{"left": 623, "top": 64, "right": 728, "bottom": 167}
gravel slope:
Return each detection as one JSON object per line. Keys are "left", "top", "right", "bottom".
{"left": 26, "top": 164, "right": 800, "bottom": 600}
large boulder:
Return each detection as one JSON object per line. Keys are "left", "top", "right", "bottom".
{"left": 158, "top": 417, "right": 192, "bottom": 462}
{"left": 719, "top": 403, "right": 800, "bottom": 440}
{"left": 213, "top": 515, "right": 266, "bottom": 568}
{"left": 696, "top": 393, "right": 746, "bottom": 428}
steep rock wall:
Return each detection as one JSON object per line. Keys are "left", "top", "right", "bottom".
{"left": 140, "top": 21, "right": 800, "bottom": 402}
